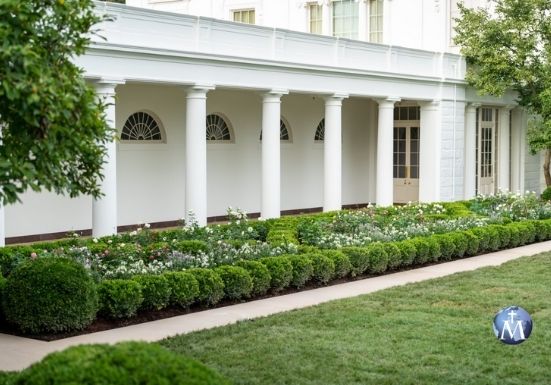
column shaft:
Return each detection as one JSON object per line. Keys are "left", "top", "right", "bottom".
{"left": 498, "top": 107, "right": 512, "bottom": 191}
{"left": 93, "top": 80, "right": 123, "bottom": 238}
{"left": 376, "top": 98, "right": 398, "bottom": 206}
{"left": 419, "top": 101, "right": 441, "bottom": 202}
{"left": 324, "top": 95, "right": 346, "bottom": 211}
{"left": 464, "top": 103, "right": 478, "bottom": 199}
{"left": 186, "top": 86, "right": 213, "bottom": 227}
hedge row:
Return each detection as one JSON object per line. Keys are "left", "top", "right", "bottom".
{"left": 1, "top": 219, "right": 550, "bottom": 334}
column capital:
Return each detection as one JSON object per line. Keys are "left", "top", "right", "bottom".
{"left": 419, "top": 99, "right": 441, "bottom": 111}
{"left": 501, "top": 104, "right": 516, "bottom": 111}
{"left": 262, "top": 89, "right": 289, "bottom": 101}
{"left": 375, "top": 97, "right": 400, "bottom": 108}
{"left": 324, "top": 93, "right": 349, "bottom": 103}
{"left": 187, "top": 84, "right": 215, "bottom": 99}
{"left": 93, "top": 78, "right": 125, "bottom": 96}
{"left": 467, "top": 102, "right": 481, "bottom": 108}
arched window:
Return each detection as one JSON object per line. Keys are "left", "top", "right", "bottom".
{"left": 259, "top": 118, "right": 292, "bottom": 142}
{"left": 314, "top": 119, "right": 325, "bottom": 141}
{"left": 206, "top": 114, "right": 233, "bottom": 141}
{"left": 121, "top": 111, "right": 164, "bottom": 142}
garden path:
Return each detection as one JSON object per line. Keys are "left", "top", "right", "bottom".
{"left": 2, "top": 240, "right": 551, "bottom": 371}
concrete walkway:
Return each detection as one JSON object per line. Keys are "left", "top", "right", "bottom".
{"left": 2, "top": 240, "right": 551, "bottom": 371}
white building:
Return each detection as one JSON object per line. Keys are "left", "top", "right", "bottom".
{"left": 1, "top": 0, "right": 542, "bottom": 244}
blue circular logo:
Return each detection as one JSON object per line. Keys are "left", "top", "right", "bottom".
{"left": 493, "top": 306, "right": 533, "bottom": 345}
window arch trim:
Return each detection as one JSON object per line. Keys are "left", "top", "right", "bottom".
{"left": 206, "top": 113, "right": 235, "bottom": 143}
{"left": 120, "top": 110, "right": 166, "bottom": 143}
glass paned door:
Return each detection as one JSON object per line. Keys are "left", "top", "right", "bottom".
{"left": 393, "top": 126, "right": 420, "bottom": 203}
{"left": 477, "top": 108, "right": 496, "bottom": 195}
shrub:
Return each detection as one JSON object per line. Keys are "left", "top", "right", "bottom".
{"left": 297, "top": 244, "right": 320, "bottom": 254}
{"left": 341, "top": 247, "right": 370, "bottom": 276}
{"left": 0, "top": 275, "right": 6, "bottom": 321}
{"left": 321, "top": 250, "right": 352, "bottom": 279}
{"left": 410, "top": 238, "right": 430, "bottom": 265}
{"left": 425, "top": 237, "right": 442, "bottom": 262}
{"left": 395, "top": 240, "right": 417, "bottom": 266}
{"left": 469, "top": 227, "right": 491, "bottom": 253}
{"left": 485, "top": 226, "right": 501, "bottom": 251}
{"left": 507, "top": 225, "right": 522, "bottom": 248}
{"left": 287, "top": 255, "right": 314, "bottom": 288}
{"left": 98, "top": 279, "right": 143, "bottom": 319}
{"left": 433, "top": 234, "right": 455, "bottom": 261}
{"left": 187, "top": 268, "right": 225, "bottom": 306}
{"left": 542, "top": 186, "right": 551, "bottom": 201}
{"left": 366, "top": 243, "right": 389, "bottom": 273}
{"left": 491, "top": 225, "right": 511, "bottom": 249}
{"left": 260, "top": 256, "right": 293, "bottom": 292}
{"left": 462, "top": 231, "right": 480, "bottom": 256}
{"left": 382, "top": 243, "right": 402, "bottom": 270}
{"left": 307, "top": 253, "right": 335, "bottom": 284}
{"left": 13, "top": 342, "right": 231, "bottom": 385}
{"left": 3, "top": 258, "right": 98, "bottom": 334}
{"left": 173, "top": 240, "right": 208, "bottom": 255}
{"left": 532, "top": 221, "right": 549, "bottom": 242}
{"left": 235, "top": 260, "right": 271, "bottom": 296}
{"left": 266, "top": 229, "right": 298, "bottom": 245}
{"left": 132, "top": 275, "right": 171, "bottom": 311}
{"left": 448, "top": 232, "right": 468, "bottom": 259}
{"left": 164, "top": 272, "right": 199, "bottom": 307}
{"left": 214, "top": 266, "right": 253, "bottom": 300}
{"left": 0, "top": 246, "right": 34, "bottom": 278}
{"left": 517, "top": 222, "right": 536, "bottom": 245}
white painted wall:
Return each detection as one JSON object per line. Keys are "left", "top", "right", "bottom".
{"left": 439, "top": 99, "right": 465, "bottom": 201}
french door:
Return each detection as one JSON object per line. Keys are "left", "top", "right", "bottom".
{"left": 393, "top": 125, "right": 420, "bottom": 203}
{"left": 477, "top": 108, "right": 497, "bottom": 195}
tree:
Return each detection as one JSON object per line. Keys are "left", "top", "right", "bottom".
{"left": 0, "top": 0, "right": 111, "bottom": 204}
{"left": 454, "top": 0, "right": 551, "bottom": 186}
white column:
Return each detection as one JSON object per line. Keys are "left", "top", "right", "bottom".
{"left": 419, "top": 101, "right": 441, "bottom": 202}
{"left": 510, "top": 107, "right": 524, "bottom": 194}
{"left": 464, "top": 103, "right": 479, "bottom": 199}
{"left": 498, "top": 106, "right": 512, "bottom": 192}
{"left": 93, "top": 79, "right": 124, "bottom": 238}
{"left": 376, "top": 97, "right": 399, "bottom": 206}
{"left": 322, "top": 0, "right": 332, "bottom": 36}
{"left": 186, "top": 85, "right": 214, "bottom": 227}
{"left": 262, "top": 90, "right": 287, "bottom": 219}
{"left": 324, "top": 94, "right": 348, "bottom": 212}
{"left": 358, "top": 0, "right": 368, "bottom": 41}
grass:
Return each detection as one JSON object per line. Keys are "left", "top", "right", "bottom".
{"left": 161, "top": 253, "right": 551, "bottom": 385}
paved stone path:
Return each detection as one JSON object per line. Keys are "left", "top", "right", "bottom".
{"left": 2, "top": 240, "right": 551, "bottom": 371}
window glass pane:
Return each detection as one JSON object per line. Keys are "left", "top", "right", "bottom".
{"left": 233, "top": 9, "right": 255, "bottom": 24}
{"left": 411, "top": 166, "right": 418, "bottom": 179}
{"left": 309, "top": 4, "right": 323, "bottom": 34}
{"left": 369, "top": 0, "right": 383, "bottom": 43}
{"left": 333, "top": 0, "right": 358, "bottom": 39}
{"left": 398, "top": 166, "right": 406, "bottom": 178}
{"left": 410, "top": 127, "right": 419, "bottom": 140}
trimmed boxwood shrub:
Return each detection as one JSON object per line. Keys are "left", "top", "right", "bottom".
{"left": 307, "top": 253, "right": 335, "bottom": 284}
{"left": 507, "top": 225, "right": 522, "bottom": 248}
{"left": 517, "top": 222, "right": 536, "bottom": 245}
{"left": 287, "top": 255, "right": 314, "bottom": 288}
{"left": 382, "top": 243, "right": 402, "bottom": 270}
{"left": 13, "top": 342, "right": 231, "bottom": 385}
{"left": 321, "top": 250, "right": 352, "bottom": 279}
{"left": 214, "top": 266, "right": 253, "bottom": 300}
{"left": 98, "top": 279, "right": 143, "bottom": 319}
{"left": 341, "top": 247, "right": 370, "bottom": 276}
{"left": 188, "top": 268, "right": 225, "bottom": 306}
{"left": 3, "top": 258, "right": 98, "bottom": 334}
{"left": 164, "top": 272, "right": 200, "bottom": 307}
{"left": 235, "top": 260, "right": 271, "bottom": 296}
{"left": 532, "top": 221, "right": 549, "bottom": 242}
{"left": 491, "top": 225, "right": 512, "bottom": 249}
{"left": 366, "top": 243, "right": 389, "bottom": 273}
{"left": 410, "top": 238, "right": 430, "bottom": 265}
{"left": 395, "top": 240, "right": 417, "bottom": 266}
{"left": 260, "top": 256, "right": 293, "bottom": 292}
{"left": 542, "top": 186, "right": 551, "bottom": 201}
{"left": 462, "top": 231, "right": 480, "bottom": 256}
{"left": 448, "top": 232, "right": 468, "bottom": 259}
{"left": 266, "top": 229, "right": 298, "bottom": 245}
{"left": 433, "top": 234, "right": 456, "bottom": 261}
{"left": 485, "top": 226, "right": 502, "bottom": 251}
{"left": 0, "top": 246, "right": 34, "bottom": 278}
{"left": 469, "top": 227, "right": 491, "bottom": 253}
{"left": 0, "top": 274, "right": 6, "bottom": 321}
{"left": 425, "top": 237, "right": 442, "bottom": 262}
{"left": 173, "top": 240, "right": 208, "bottom": 255}
{"left": 297, "top": 244, "right": 320, "bottom": 254}
{"left": 132, "top": 275, "right": 171, "bottom": 311}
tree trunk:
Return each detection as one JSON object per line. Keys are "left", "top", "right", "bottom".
{"left": 544, "top": 149, "right": 551, "bottom": 187}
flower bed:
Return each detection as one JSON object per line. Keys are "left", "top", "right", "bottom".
{"left": 1, "top": 193, "right": 550, "bottom": 336}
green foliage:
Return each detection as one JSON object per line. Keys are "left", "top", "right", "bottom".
{"left": 490, "top": 225, "right": 512, "bottom": 249}
{"left": 0, "top": 246, "right": 34, "bottom": 277}
{"left": 410, "top": 238, "right": 430, "bottom": 265}
{"left": 173, "top": 240, "right": 208, "bottom": 255}
{"left": 485, "top": 226, "right": 502, "bottom": 251}
{"left": 164, "top": 272, "right": 199, "bottom": 307}
{"left": 235, "top": 260, "right": 271, "bottom": 296}
{"left": 542, "top": 186, "right": 551, "bottom": 201}
{"left": 454, "top": 1, "right": 551, "bottom": 167}
{"left": 3, "top": 258, "right": 98, "bottom": 334}
{"left": 518, "top": 222, "right": 536, "bottom": 245}
{"left": 266, "top": 229, "right": 299, "bottom": 246}
{"left": 321, "top": 250, "right": 352, "bottom": 279}
{"left": 425, "top": 237, "right": 442, "bottom": 262}
{"left": 187, "top": 269, "right": 225, "bottom": 306}
{"left": 366, "top": 243, "right": 389, "bottom": 273}
{"left": 532, "top": 220, "right": 550, "bottom": 242}
{"left": 395, "top": 240, "right": 417, "bottom": 266}
{"left": 462, "top": 231, "right": 480, "bottom": 256}
{"left": 433, "top": 234, "right": 456, "bottom": 261}
{"left": 13, "top": 342, "right": 231, "bottom": 385}
{"left": 214, "top": 266, "right": 253, "bottom": 300}
{"left": 381, "top": 243, "right": 402, "bottom": 270}
{"left": 0, "top": 0, "right": 113, "bottom": 204}
{"left": 469, "top": 227, "right": 491, "bottom": 253}
{"left": 507, "top": 225, "right": 522, "bottom": 248}
{"left": 98, "top": 279, "right": 143, "bottom": 319}
{"left": 0, "top": 275, "right": 6, "bottom": 321}
{"left": 341, "top": 247, "right": 370, "bottom": 277}
{"left": 260, "top": 256, "right": 293, "bottom": 292}
{"left": 307, "top": 253, "right": 335, "bottom": 284}
{"left": 448, "top": 233, "right": 468, "bottom": 259}
{"left": 287, "top": 255, "right": 314, "bottom": 288}
{"left": 132, "top": 275, "right": 171, "bottom": 311}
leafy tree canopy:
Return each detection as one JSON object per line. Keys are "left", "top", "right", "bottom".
{"left": 0, "top": 0, "right": 110, "bottom": 204}
{"left": 454, "top": 0, "right": 551, "bottom": 185}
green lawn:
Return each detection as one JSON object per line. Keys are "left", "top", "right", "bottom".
{"left": 161, "top": 253, "right": 551, "bottom": 385}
